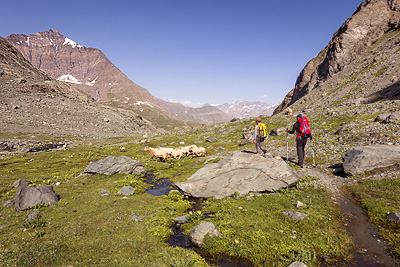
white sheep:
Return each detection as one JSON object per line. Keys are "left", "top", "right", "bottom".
{"left": 285, "top": 107, "right": 293, "bottom": 116}
{"left": 144, "top": 146, "right": 169, "bottom": 162}
{"left": 119, "top": 146, "right": 126, "bottom": 152}
{"left": 169, "top": 148, "right": 186, "bottom": 160}
{"left": 191, "top": 146, "right": 207, "bottom": 158}
{"left": 156, "top": 146, "right": 175, "bottom": 153}
{"left": 180, "top": 145, "right": 197, "bottom": 156}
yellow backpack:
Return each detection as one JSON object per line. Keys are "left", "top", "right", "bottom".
{"left": 258, "top": 123, "right": 267, "bottom": 140}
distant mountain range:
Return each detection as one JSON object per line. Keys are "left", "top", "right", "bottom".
{"left": 5, "top": 30, "right": 275, "bottom": 128}
{"left": 216, "top": 100, "right": 278, "bottom": 119}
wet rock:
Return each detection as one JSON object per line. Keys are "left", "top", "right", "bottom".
{"left": 189, "top": 222, "right": 221, "bottom": 247}
{"left": 175, "top": 151, "right": 300, "bottom": 199}
{"left": 175, "top": 215, "right": 188, "bottom": 224}
{"left": 282, "top": 211, "right": 309, "bottom": 220}
{"left": 342, "top": 145, "right": 400, "bottom": 176}
{"left": 117, "top": 186, "right": 135, "bottom": 196}
{"left": 84, "top": 156, "right": 146, "bottom": 175}
{"left": 15, "top": 185, "right": 59, "bottom": 211}
{"left": 388, "top": 212, "right": 400, "bottom": 222}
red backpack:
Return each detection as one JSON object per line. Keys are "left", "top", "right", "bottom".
{"left": 297, "top": 114, "right": 311, "bottom": 138}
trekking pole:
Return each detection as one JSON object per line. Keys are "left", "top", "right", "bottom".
{"left": 311, "top": 139, "right": 316, "bottom": 167}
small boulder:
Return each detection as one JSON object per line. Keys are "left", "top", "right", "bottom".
{"left": 12, "top": 179, "right": 31, "bottom": 188}
{"left": 15, "top": 185, "right": 59, "bottom": 211}
{"left": 342, "top": 145, "right": 400, "bottom": 176}
{"left": 3, "top": 199, "right": 15, "bottom": 207}
{"left": 270, "top": 128, "right": 286, "bottom": 136}
{"left": 388, "top": 212, "right": 400, "bottom": 222}
{"left": 282, "top": 211, "right": 309, "bottom": 220}
{"left": 375, "top": 113, "right": 390, "bottom": 122}
{"left": 175, "top": 215, "right": 188, "bottom": 224}
{"left": 27, "top": 211, "right": 40, "bottom": 221}
{"left": 3, "top": 200, "right": 15, "bottom": 207}
{"left": 84, "top": 156, "right": 146, "bottom": 175}
{"left": 189, "top": 222, "right": 221, "bottom": 247}
{"left": 117, "top": 186, "right": 135, "bottom": 196}
{"left": 287, "top": 262, "right": 308, "bottom": 267}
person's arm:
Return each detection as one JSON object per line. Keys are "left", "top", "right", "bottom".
{"left": 254, "top": 125, "right": 258, "bottom": 140}
{"left": 288, "top": 122, "right": 297, "bottom": 134}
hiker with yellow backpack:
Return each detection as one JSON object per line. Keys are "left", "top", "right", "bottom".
{"left": 253, "top": 117, "right": 268, "bottom": 154}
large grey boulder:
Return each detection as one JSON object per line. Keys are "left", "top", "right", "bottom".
{"left": 175, "top": 151, "right": 300, "bottom": 198}
{"left": 189, "top": 222, "right": 221, "bottom": 247}
{"left": 342, "top": 145, "right": 400, "bottom": 176}
{"left": 84, "top": 156, "right": 146, "bottom": 175}
{"left": 15, "top": 185, "right": 59, "bottom": 211}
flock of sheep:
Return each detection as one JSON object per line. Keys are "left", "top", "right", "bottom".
{"left": 144, "top": 145, "right": 207, "bottom": 162}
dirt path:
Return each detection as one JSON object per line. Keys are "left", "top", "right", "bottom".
{"left": 299, "top": 166, "right": 400, "bottom": 266}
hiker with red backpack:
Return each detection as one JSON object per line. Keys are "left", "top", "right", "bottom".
{"left": 286, "top": 114, "right": 313, "bottom": 168}
{"left": 253, "top": 117, "right": 268, "bottom": 154}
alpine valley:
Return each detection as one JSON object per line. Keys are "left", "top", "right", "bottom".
{"left": 5, "top": 30, "right": 275, "bottom": 131}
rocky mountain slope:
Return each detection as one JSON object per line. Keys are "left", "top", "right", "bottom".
{"left": 5, "top": 30, "right": 231, "bottom": 128}
{"left": 0, "top": 36, "right": 160, "bottom": 138}
{"left": 274, "top": 0, "right": 400, "bottom": 115}
{"left": 217, "top": 100, "right": 278, "bottom": 119}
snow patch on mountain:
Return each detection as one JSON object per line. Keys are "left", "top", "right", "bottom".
{"left": 57, "top": 74, "right": 82, "bottom": 85}
{"left": 63, "top": 37, "right": 82, "bottom": 48}
{"left": 85, "top": 77, "right": 98, "bottom": 87}
{"left": 134, "top": 101, "right": 154, "bottom": 108}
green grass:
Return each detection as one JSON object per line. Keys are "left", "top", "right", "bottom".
{"left": 347, "top": 177, "right": 400, "bottom": 258}
{"left": 0, "top": 112, "right": 397, "bottom": 266}
{"left": 181, "top": 177, "right": 353, "bottom": 266}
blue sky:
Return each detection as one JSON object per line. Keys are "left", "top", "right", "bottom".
{"left": 0, "top": 0, "right": 363, "bottom": 107}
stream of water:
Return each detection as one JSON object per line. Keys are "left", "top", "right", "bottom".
{"left": 339, "top": 195, "right": 400, "bottom": 267}
{"left": 144, "top": 173, "right": 399, "bottom": 266}
{"left": 144, "top": 174, "right": 253, "bottom": 266}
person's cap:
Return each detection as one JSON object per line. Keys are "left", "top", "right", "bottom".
{"left": 256, "top": 118, "right": 261, "bottom": 122}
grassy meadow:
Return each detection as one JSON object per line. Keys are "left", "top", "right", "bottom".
{"left": 1, "top": 110, "right": 399, "bottom": 266}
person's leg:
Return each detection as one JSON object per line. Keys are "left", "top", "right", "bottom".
{"left": 296, "top": 137, "right": 304, "bottom": 166}
{"left": 260, "top": 140, "right": 267, "bottom": 153}
{"left": 256, "top": 138, "right": 261, "bottom": 154}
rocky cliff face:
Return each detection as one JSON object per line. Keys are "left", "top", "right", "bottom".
{"left": 0, "top": 36, "right": 160, "bottom": 138}
{"left": 274, "top": 0, "right": 400, "bottom": 114}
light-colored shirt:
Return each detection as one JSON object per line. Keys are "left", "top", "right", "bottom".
{"left": 254, "top": 124, "right": 259, "bottom": 140}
